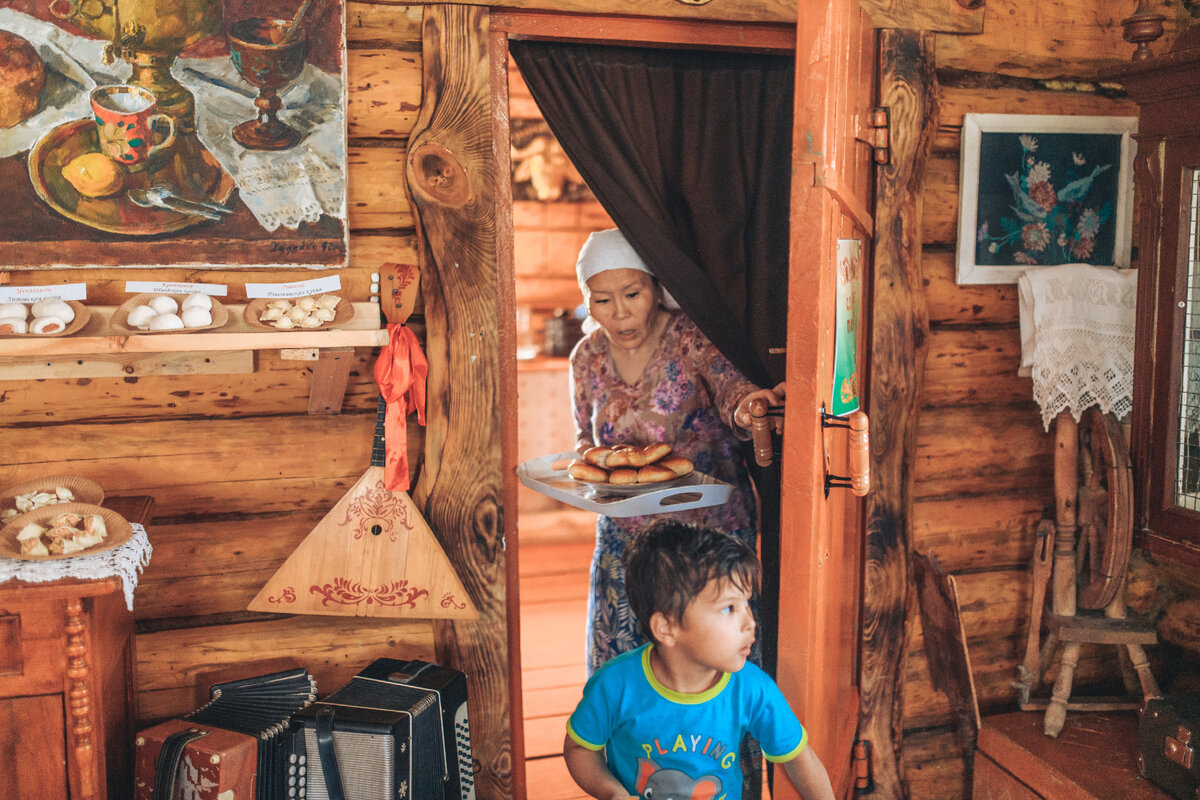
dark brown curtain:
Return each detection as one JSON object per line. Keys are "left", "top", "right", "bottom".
{"left": 509, "top": 40, "right": 793, "bottom": 389}
{"left": 510, "top": 40, "right": 793, "bottom": 676}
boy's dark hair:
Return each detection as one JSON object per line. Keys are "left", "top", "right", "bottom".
{"left": 624, "top": 520, "right": 760, "bottom": 642}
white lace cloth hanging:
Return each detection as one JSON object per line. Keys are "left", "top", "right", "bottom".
{"left": 0, "top": 523, "right": 152, "bottom": 611}
{"left": 1018, "top": 263, "right": 1138, "bottom": 432}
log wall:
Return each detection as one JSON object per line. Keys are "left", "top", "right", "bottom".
{"left": 899, "top": 6, "right": 1187, "bottom": 798}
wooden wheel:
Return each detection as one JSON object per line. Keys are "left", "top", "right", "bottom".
{"left": 1075, "top": 408, "right": 1133, "bottom": 610}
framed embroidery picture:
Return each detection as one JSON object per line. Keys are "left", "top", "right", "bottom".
{"left": 955, "top": 113, "right": 1137, "bottom": 285}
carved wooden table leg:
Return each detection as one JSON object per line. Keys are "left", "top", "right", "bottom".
{"left": 65, "top": 596, "right": 100, "bottom": 800}
{"left": 1045, "top": 641, "right": 1081, "bottom": 737}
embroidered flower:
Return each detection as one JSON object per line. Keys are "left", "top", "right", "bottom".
{"left": 1029, "top": 181, "right": 1057, "bottom": 212}
{"left": 1077, "top": 208, "right": 1101, "bottom": 238}
{"left": 1022, "top": 221, "right": 1051, "bottom": 251}
{"left": 1020, "top": 134, "right": 1038, "bottom": 151}
{"left": 1070, "top": 236, "right": 1095, "bottom": 259}
{"left": 1014, "top": 251, "right": 1038, "bottom": 264}
{"left": 1073, "top": 152, "right": 1086, "bottom": 165}
{"left": 1027, "top": 161, "right": 1051, "bottom": 185}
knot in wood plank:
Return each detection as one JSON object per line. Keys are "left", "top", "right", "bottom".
{"left": 410, "top": 141, "right": 471, "bottom": 207}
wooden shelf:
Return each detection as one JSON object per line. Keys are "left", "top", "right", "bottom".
{"left": 0, "top": 303, "right": 385, "bottom": 413}
{"left": 0, "top": 302, "right": 385, "bottom": 357}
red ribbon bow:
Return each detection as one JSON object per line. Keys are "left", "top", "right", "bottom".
{"left": 373, "top": 323, "right": 428, "bottom": 491}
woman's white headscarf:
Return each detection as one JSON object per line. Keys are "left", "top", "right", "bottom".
{"left": 575, "top": 228, "right": 680, "bottom": 310}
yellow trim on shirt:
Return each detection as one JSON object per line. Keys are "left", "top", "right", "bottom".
{"left": 641, "top": 644, "right": 731, "bottom": 704}
{"left": 763, "top": 727, "right": 809, "bottom": 763}
{"left": 566, "top": 720, "right": 606, "bottom": 751}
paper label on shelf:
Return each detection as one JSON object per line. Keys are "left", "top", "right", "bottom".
{"left": 124, "top": 281, "right": 228, "bottom": 296}
{"left": 245, "top": 276, "right": 342, "bottom": 299}
{"left": 0, "top": 283, "right": 87, "bottom": 303}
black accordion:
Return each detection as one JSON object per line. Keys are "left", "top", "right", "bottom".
{"left": 291, "top": 658, "right": 475, "bottom": 800}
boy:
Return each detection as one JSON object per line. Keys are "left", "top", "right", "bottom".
{"left": 563, "top": 520, "right": 837, "bottom": 800}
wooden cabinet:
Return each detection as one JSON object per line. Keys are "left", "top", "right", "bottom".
{"left": 974, "top": 711, "right": 1172, "bottom": 800}
{"left": 0, "top": 496, "right": 151, "bottom": 800}
{"left": 1122, "top": 28, "right": 1200, "bottom": 565}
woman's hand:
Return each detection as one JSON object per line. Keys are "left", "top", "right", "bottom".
{"left": 734, "top": 382, "right": 786, "bottom": 435}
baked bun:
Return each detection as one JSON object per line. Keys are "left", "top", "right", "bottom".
{"left": 583, "top": 446, "right": 614, "bottom": 468}
{"left": 0, "top": 31, "right": 45, "bottom": 129}
{"left": 640, "top": 442, "right": 673, "bottom": 464}
{"left": 637, "top": 464, "right": 677, "bottom": 484}
{"left": 608, "top": 468, "right": 639, "bottom": 485}
{"left": 568, "top": 460, "right": 609, "bottom": 483}
{"left": 658, "top": 455, "right": 694, "bottom": 477}
{"left": 607, "top": 445, "right": 648, "bottom": 468}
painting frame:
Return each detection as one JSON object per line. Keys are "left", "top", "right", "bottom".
{"left": 955, "top": 113, "right": 1137, "bottom": 285}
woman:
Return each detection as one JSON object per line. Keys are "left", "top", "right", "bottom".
{"left": 570, "top": 228, "right": 784, "bottom": 675}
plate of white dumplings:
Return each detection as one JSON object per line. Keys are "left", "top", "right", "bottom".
{"left": 243, "top": 294, "right": 351, "bottom": 331}
{"left": 112, "top": 293, "right": 229, "bottom": 333}
{"left": 0, "top": 299, "right": 90, "bottom": 337}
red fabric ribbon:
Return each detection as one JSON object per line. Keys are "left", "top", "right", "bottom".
{"left": 373, "top": 324, "right": 428, "bottom": 491}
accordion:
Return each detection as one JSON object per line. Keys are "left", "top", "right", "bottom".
{"left": 134, "top": 668, "right": 317, "bottom": 800}
{"left": 291, "top": 659, "right": 475, "bottom": 800}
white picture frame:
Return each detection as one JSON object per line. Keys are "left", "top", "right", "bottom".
{"left": 955, "top": 113, "right": 1138, "bottom": 285}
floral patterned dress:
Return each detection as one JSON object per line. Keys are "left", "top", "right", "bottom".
{"left": 570, "top": 311, "right": 760, "bottom": 674}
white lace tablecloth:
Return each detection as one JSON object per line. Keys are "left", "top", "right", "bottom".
{"left": 0, "top": 522, "right": 151, "bottom": 610}
{"left": 0, "top": 7, "right": 346, "bottom": 233}
{"left": 1018, "top": 263, "right": 1138, "bottom": 431}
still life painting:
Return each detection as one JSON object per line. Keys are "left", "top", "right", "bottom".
{"left": 0, "top": 0, "right": 348, "bottom": 269}
{"left": 955, "top": 114, "right": 1136, "bottom": 285}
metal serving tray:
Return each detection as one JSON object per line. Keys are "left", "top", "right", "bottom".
{"left": 516, "top": 452, "right": 733, "bottom": 518}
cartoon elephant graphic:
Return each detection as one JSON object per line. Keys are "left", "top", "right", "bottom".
{"left": 634, "top": 757, "right": 722, "bottom": 800}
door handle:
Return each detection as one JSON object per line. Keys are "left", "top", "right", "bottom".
{"left": 822, "top": 409, "right": 870, "bottom": 497}
{"left": 748, "top": 398, "right": 783, "bottom": 467}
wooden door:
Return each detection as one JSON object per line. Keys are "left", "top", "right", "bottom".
{"left": 774, "top": 1, "right": 876, "bottom": 798}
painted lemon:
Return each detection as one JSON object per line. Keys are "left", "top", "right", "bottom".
{"left": 62, "top": 152, "right": 124, "bottom": 198}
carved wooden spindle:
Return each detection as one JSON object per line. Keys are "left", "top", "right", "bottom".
{"left": 64, "top": 597, "right": 99, "bottom": 800}
{"left": 1121, "top": 0, "right": 1166, "bottom": 61}
{"left": 748, "top": 398, "right": 773, "bottom": 467}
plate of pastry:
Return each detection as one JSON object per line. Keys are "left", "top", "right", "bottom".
{"left": 0, "top": 475, "right": 104, "bottom": 524}
{"left": 0, "top": 300, "right": 90, "bottom": 337}
{"left": 244, "top": 295, "right": 352, "bottom": 331}
{"left": 0, "top": 502, "right": 131, "bottom": 560}
{"left": 112, "top": 293, "right": 229, "bottom": 333}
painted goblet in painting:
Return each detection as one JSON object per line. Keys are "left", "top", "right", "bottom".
{"left": 228, "top": 18, "right": 307, "bottom": 150}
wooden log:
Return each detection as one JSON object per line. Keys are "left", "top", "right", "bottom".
{"left": 902, "top": 727, "right": 968, "bottom": 800}
{"left": 923, "top": 250, "right": 1020, "bottom": 326}
{"left": 862, "top": 27, "right": 937, "bottom": 800}
{"left": 347, "top": 49, "right": 423, "bottom": 139}
{"left": 134, "top": 615, "right": 436, "bottom": 721}
{"left": 858, "top": 0, "right": 983, "bottom": 34}
{"left": 345, "top": 1, "right": 424, "bottom": 46}
{"left": 920, "top": 153, "right": 960, "bottom": 247}
{"left": 922, "top": 326, "right": 1030, "bottom": 408}
{"left": 349, "top": 143, "right": 414, "bottom": 230}
{"left": 914, "top": 404, "right": 1054, "bottom": 499}
{"left": 462, "top": 0, "right": 796, "bottom": 25}
{"left": 932, "top": 1, "right": 1184, "bottom": 80}
{"left": 911, "top": 492, "right": 1049, "bottom": 572}
{"left": 405, "top": 6, "right": 511, "bottom": 798}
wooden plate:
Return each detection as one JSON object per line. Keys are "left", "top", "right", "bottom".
{"left": 0, "top": 502, "right": 132, "bottom": 561}
{"left": 0, "top": 475, "right": 104, "bottom": 519}
{"left": 112, "top": 293, "right": 230, "bottom": 333}
{"left": 243, "top": 296, "right": 354, "bottom": 331}
{"left": 0, "top": 301, "right": 90, "bottom": 338}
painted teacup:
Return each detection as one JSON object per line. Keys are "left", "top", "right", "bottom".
{"left": 90, "top": 85, "right": 176, "bottom": 165}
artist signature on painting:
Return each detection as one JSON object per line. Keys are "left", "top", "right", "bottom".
{"left": 270, "top": 241, "right": 344, "bottom": 255}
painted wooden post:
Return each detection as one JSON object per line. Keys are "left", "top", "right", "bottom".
{"left": 860, "top": 27, "right": 937, "bottom": 800}
{"left": 406, "top": 5, "right": 512, "bottom": 798}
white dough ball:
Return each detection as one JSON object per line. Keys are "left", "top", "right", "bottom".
{"left": 181, "top": 293, "right": 212, "bottom": 311}
{"left": 30, "top": 315, "right": 67, "bottom": 334}
{"left": 148, "top": 295, "right": 178, "bottom": 315}
{"left": 0, "top": 316, "right": 28, "bottom": 333}
{"left": 148, "top": 313, "right": 184, "bottom": 330}
{"left": 181, "top": 307, "right": 213, "bottom": 328}
{"left": 31, "top": 300, "right": 74, "bottom": 323}
{"left": 0, "top": 302, "right": 27, "bottom": 319}
{"left": 125, "top": 305, "right": 157, "bottom": 328}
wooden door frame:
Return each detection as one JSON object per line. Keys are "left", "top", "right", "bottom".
{"left": 487, "top": 12, "right": 795, "bottom": 799}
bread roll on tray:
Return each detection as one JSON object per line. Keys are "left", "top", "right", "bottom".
{"left": 569, "top": 443, "right": 691, "bottom": 484}
{"left": 568, "top": 459, "right": 610, "bottom": 482}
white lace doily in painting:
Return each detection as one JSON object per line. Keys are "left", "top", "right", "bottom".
{"left": 181, "top": 57, "right": 347, "bottom": 233}
{"left": 1018, "top": 263, "right": 1138, "bottom": 431}
{"left": 0, "top": 523, "right": 152, "bottom": 611}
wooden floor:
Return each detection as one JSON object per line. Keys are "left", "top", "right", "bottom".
{"left": 518, "top": 508, "right": 595, "bottom": 800}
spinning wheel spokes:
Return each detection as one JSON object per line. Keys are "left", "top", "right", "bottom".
{"left": 1075, "top": 408, "right": 1133, "bottom": 610}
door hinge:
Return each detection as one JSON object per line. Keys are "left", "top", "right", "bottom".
{"left": 853, "top": 739, "right": 873, "bottom": 794}
{"left": 856, "top": 107, "right": 889, "bottom": 165}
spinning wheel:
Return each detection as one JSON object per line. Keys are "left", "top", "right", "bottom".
{"left": 1074, "top": 408, "right": 1133, "bottom": 610}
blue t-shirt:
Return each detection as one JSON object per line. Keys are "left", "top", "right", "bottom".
{"left": 567, "top": 644, "right": 808, "bottom": 800}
